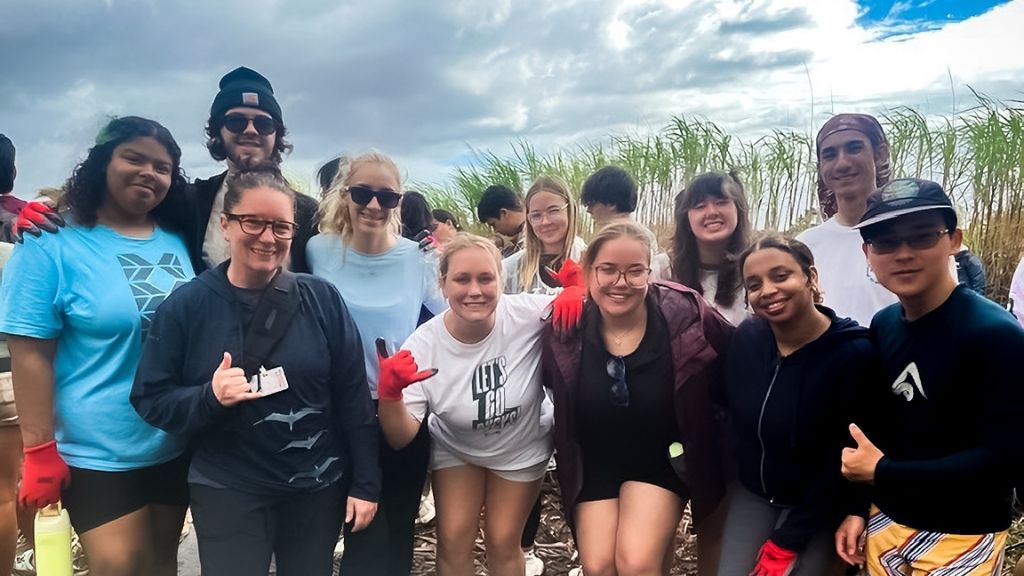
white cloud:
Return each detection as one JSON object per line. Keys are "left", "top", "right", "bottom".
{"left": 0, "top": 0, "right": 1019, "bottom": 197}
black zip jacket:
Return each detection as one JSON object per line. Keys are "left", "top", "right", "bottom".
{"left": 192, "top": 172, "right": 319, "bottom": 274}
{"left": 131, "top": 262, "right": 380, "bottom": 501}
{"left": 722, "top": 306, "right": 878, "bottom": 551}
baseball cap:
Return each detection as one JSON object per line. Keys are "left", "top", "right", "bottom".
{"left": 854, "top": 178, "right": 957, "bottom": 230}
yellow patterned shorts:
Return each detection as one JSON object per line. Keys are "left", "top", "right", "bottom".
{"left": 0, "top": 372, "right": 16, "bottom": 426}
{"left": 866, "top": 505, "right": 1006, "bottom": 575}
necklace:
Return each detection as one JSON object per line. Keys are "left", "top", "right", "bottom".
{"left": 608, "top": 324, "right": 641, "bottom": 346}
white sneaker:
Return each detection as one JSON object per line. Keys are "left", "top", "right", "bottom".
{"left": 417, "top": 485, "right": 436, "bottom": 525}
{"left": 524, "top": 549, "right": 544, "bottom": 576}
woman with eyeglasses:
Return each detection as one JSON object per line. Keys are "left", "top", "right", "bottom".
{"left": 716, "top": 235, "right": 876, "bottom": 576}
{"left": 542, "top": 220, "right": 734, "bottom": 576}
{"left": 132, "top": 165, "right": 378, "bottom": 575}
{"left": 652, "top": 171, "right": 752, "bottom": 326}
{"left": 376, "top": 232, "right": 558, "bottom": 576}
{"left": 503, "top": 175, "right": 586, "bottom": 295}
{"left": 0, "top": 116, "right": 196, "bottom": 576}
{"left": 305, "top": 153, "right": 447, "bottom": 576}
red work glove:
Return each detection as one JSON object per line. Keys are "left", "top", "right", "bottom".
{"left": 549, "top": 259, "right": 585, "bottom": 333}
{"left": 551, "top": 258, "right": 584, "bottom": 289}
{"left": 376, "top": 339, "right": 437, "bottom": 402}
{"left": 12, "top": 201, "right": 65, "bottom": 243}
{"left": 20, "top": 440, "right": 71, "bottom": 509}
{"left": 749, "top": 539, "right": 798, "bottom": 576}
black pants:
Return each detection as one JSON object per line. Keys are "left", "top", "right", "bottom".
{"left": 340, "top": 420, "right": 430, "bottom": 576}
{"left": 190, "top": 482, "right": 345, "bottom": 576}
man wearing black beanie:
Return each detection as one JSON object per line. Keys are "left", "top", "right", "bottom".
{"left": 192, "top": 66, "right": 318, "bottom": 273}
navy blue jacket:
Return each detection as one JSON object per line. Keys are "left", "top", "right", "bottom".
{"left": 131, "top": 262, "right": 380, "bottom": 501}
{"left": 722, "top": 307, "right": 878, "bottom": 552}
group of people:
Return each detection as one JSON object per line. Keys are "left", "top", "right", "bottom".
{"left": 0, "top": 65, "right": 1021, "bottom": 576}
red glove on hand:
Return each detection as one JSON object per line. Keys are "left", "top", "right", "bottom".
{"left": 551, "top": 258, "right": 584, "bottom": 289}
{"left": 749, "top": 539, "right": 798, "bottom": 576}
{"left": 376, "top": 339, "right": 437, "bottom": 402}
{"left": 549, "top": 258, "right": 586, "bottom": 333}
{"left": 20, "top": 440, "right": 70, "bottom": 509}
{"left": 12, "top": 201, "right": 65, "bottom": 243}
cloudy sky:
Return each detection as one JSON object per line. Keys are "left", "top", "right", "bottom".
{"left": 1, "top": 0, "right": 1020, "bottom": 198}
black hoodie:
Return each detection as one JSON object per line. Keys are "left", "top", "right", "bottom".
{"left": 721, "top": 306, "right": 880, "bottom": 552}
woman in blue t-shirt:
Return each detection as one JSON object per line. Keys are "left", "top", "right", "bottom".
{"left": 306, "top": 152, "right": 447, "bottom": 576}
{"left": 0, "top": 116, "right": 195, "bottom": 576}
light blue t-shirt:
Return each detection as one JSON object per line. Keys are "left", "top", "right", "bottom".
{"left": 307, "top": 234, "right": 447, "bottom": 398}
{"left": 0, "top": 222, "right": 193, "bottom": 470}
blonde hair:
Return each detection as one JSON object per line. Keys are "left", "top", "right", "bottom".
{"left": 317, "top": 152, "right": 402, "bottom": 244}
{"left": 517, "top": 175, "right": 579, "bottom": 291}
{"left": 440, "top": 232, "right": 503, "bottom": 279}
{"left": 582, "top": 220, "right": 656, "bottom": 270}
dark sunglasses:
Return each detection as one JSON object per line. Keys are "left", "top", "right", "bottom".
{"left": 224, "top": 213, "right": 297, "bottom": 240}
{"left": 222, "top": 114, "right": 277, "bottom": 136}
{"left": 865, "top": 229, "right": 949, "bottom": 255}
{"left": 347, "top": 185, "right": 402, "bottom": 209}
{"left": 605, "top": 356, "right": 630, "bottom": 408}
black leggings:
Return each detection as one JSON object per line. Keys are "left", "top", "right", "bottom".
{"left": 190, "top": 481, "right": 345, "bottom": 576}
{"left": 340, "top": 420, "right": 431, "bottom": 576}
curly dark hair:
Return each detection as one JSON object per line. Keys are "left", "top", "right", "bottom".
{"left": 63, "top": 116, "right": 191, "bottom": 236}
{"left": 669, "top": 170, "right": 752, "bottom": 309}
{"left": 204, "top": 113, "right": 292, "bottom": 164}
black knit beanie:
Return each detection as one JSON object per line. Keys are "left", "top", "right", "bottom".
{"left": 209, "top": 67, "right": 282, "bottom": 123}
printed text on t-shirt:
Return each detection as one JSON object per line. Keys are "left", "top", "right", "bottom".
{"left": 472, "top": 356, "right": 521, "bottom": 434}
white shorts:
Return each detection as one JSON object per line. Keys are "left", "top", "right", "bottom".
{"left": 431, "top": 444, "right": 549, "bottom": 482}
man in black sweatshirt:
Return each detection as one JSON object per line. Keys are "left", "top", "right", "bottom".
{"left": 838, "top": 178, "right": 1024, "bottom": 574}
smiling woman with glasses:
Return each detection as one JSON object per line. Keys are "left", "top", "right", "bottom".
{"left": 305, "top": 152, "right": 447, "bottom": 576}
{"left": 541, "top": 220, "right": 734, "bottom": 576}
{"left": 503, "top": 175, "right": 585, "bottom": 295}
{"left": 132, "top": 165, "right": 379, "bottom": 576}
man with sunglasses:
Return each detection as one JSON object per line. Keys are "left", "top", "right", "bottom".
{"left": 836, "top": 179, "right": 1024, "bottom": 574}
{"left": 192, "top": 66, "right": 318, "bottom": 273}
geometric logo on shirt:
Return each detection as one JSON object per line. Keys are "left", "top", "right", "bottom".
{"left": 117, "top": 253, "right": 189, "bottom": 339}
{"left": 891, "top": 362, "right": 927, "bottom": 402}
{"left": 471, "top": 355, "right": 521, "bottom": 435}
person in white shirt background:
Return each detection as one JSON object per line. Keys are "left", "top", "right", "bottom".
{"left": 652, "top": 170, "right": 753, "bottom": 326}
{"left": 797, "top": 113, "right": 897, "bottom": 327}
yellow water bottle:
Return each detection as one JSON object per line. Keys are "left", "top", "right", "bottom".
{"left": 34, "top": 502, "right": 73, "bottom": 576}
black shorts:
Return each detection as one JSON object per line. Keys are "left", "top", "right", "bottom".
{"left": 62, "top": 455, "right": 190, "bottom": 534}
{"left": 576, "top": 456, "right": 689, "bottom": 504}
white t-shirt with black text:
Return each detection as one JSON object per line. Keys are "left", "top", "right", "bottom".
{"left": 402, "top": 293, "right": 554, "bottom": 472}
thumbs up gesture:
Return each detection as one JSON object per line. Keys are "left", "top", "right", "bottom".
{"left": 212, "top": 352, "right": 261, "bottom": 407}
{"left": 841, "top": 423, "right": 884, "bottom": 484}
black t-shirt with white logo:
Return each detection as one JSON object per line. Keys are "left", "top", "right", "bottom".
{"left": 863, "top": 285, "right": 1024, "bottom": 533}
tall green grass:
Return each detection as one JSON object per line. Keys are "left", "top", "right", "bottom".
{"left": 419, "top": 96, "right": 1024, "bottom": 302}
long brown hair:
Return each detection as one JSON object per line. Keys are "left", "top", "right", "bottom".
{"left": 668, "top": 170, "right": 751, "bottom": 308}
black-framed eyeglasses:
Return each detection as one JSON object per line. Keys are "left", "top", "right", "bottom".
{"left": 222, "top": 114, "right": 277, "bottom": 136}
{"left": 347, "top": 185, "right": 402, "bottom": 209}
{"left": 224, "top": 213, "right": 298, "bottom": 239}
{"left": 605, "top": 356, "right": 630, "bottom": 408}
{"left": 592, "top": 265, "right": 650, "bottom": 288}
{"left": 865, "top": 229, "right": 949, "bottom": 255}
